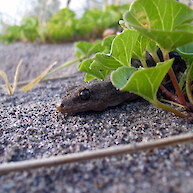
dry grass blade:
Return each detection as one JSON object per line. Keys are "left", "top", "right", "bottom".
{"left": 44, "top": 57, "right": 83, "bottom": 79}
{"left": 12, "top": 59, "right": 23, "bottom": 93}
{"left": 161, "top": 98, "right": 185, "bottom": 108}
{"left": 21, "top": 61, "right": 57, "bottom": 92}
{"left": 0, "top": 70, "right": 12, "bottom": 94}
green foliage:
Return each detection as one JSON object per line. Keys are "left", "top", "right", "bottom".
{"left": 78, "top": 35, "right": 116, "bottom": 81}
{"left": 0, "top": 16, "right": 40, "bottom": 43}
{"left": 45, "top": 5, "right": 127, "bottom": 43}
{"left": 21, "top": 17, "right": 40, "bottom": 42}
{"left": 177, "top": 42, "right": 193, "bottom": 66}
{"left": 105, "top": 4, "right": 130, "bottom": 16}
{"left": 123, "top": 0, "right": 193, "bottom": 51}
{"left": 177, "top": 42, "right": 193, "bottom": 90}
{"left": 75, "top": 7, "right": 119, "bottom": 40}
{"left": 0, "top": 4, "right": 129, "bottom": 43}
{"left": 0, "top": 25, "right": 22, "bottom": 43}
{"left": 75, "top": 40, "right": 103, "bottom": 59}
{"left": 75, "top": 3, "right": 130, "bottom": 40}
{"left": 79, "top": 0, "right": 193, "bottom": 118}
{"left": 79, "top": 30, "right": 139, "bottom": 82}
{"left": 45, "top": 8, "right": 77, "bottom": 42}
{"left": 111, "top": 60, "right": 173, "bottom": 103}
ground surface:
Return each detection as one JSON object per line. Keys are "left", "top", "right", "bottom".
{"left": 0, "top": 42, "right": 193, "bottom": 193}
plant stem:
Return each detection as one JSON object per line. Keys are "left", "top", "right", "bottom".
{"left": 141, "top": 59, "right": 147, "bottom": 68}
{"left": 0, "top": 132, "right": 192, "bottom": 174}
{"left": 160, "top": 84, "right": 193, "bottom": 111}
{"left": 154, "top": 100, "right": 187, "bottom": 118}
{"left": 159, "top": 84, "right": 179, "bottom": 103}
{"left": 43, "top": 57, "right": 86, "bottom": 79}
{"left": 163, "top": 53, "right": 187, "bottom": 106}
{"left": 186, "top": 64, "right": 193, "bottom": 106}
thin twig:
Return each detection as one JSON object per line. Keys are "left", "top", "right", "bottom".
{"left": 44, "top": 57, "right": 85, "bottom": 79}
{"left": 0, "top": 132, "right": 192, "bottom": 174}
{"left": 159, "top": 84, "right": 193, "bottom": 112}
{"left": 159, "top": 84, "right": 179, "bottom": 103}
{"left": 21, "top": 61, "right": 57, "bottom": 92}
{"left": 168, "top": 68, "right": 187, "bottom": 106}
{"left": 163, "top": 53, "right": 187, "bottom": 106}
{"left": 0, "top": 72, "right": 80, "bottom": 90}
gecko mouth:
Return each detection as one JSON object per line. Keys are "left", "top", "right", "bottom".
{"left": 56, "top": 103, "right": 107, "bottom": 114}
{"left": 56, "top": 106, "right": 64, "bottom": 113}
{"left": 56, "top": 105, "right": 89, "bottom": 114}
{"left": 56, "top": 106, "right": 75, "bottom": 114}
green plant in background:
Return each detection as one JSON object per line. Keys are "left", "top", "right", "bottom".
{"left": 79, "top": 0, "right": 193, "bottom": 118}
{"left": 21, "top": 16, "right": 40, "bottom": 42}
{"left": 0, "top": 25, "right": 22, "bottom": 43}
{"left": 76, "top": 3, "right": 130, "bottom": 40}
{"left": 45, "top": 8, "right": 77, "bottom": 42}
{"left": 0, "top": 16, "right": 40, "bottom": 43}
{"left": 75, "top": 6, "right": 120, "bottom": 40}
{"left": 45, "top": 5, "right": 127, "bottom": 43}
{"left": 0, "top": 4, "right": 129, "bottom": 43}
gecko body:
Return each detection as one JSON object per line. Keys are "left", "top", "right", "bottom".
{"left": 57, "top": 80, "right": 139, "bottom": 114}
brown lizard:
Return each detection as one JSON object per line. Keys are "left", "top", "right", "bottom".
{"left": 57, "top": 80, "right": 139, "bottom": 114}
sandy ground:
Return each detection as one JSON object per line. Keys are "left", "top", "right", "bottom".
{"left": 0, "top": 42, "right": 193, "bottom": 193}
{"left": 0, "top": 42, "right": 78, "bottom": 84}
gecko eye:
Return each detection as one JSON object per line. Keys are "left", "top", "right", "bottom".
{"left": 79, "top": 88, "right": 90, "bottom": 100}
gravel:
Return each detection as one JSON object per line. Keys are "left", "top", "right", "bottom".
{"left": 0, "top": 42, "right": 193, "bottom": 193}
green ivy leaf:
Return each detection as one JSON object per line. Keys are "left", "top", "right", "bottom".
{"left": 124, "top": 0, "right": 193, "bottom": 50}
{"left": 79, "top": 59, "right": 110, "bottom": 81}
{"left": 75, "top": 41, "right": 93, "bottom": 58}
{"left": 89, "top": 29, "right": 139, "bottom": 72}
{"left": 85, "top": 73, "right": 97, "bottom": 82}
{"left": 88, "top": 40, "right": 103, "bottom": 55}
{"left": 110, "top": 66, "right": 137, "bottom": 89}
{"left": 75, "top": 40, "right": 103, "bottom": 59}
{"left": 132, "top": 34, "right": 150, "bottom": 67}
{"left": 146, "top": 40, "right": 159, "bottom": 63}
{"left": 111, "top": 59, "right": 174, "bottom": 103}
{"left": 111, "top": 29, "right": 139, "bottom": 66}
{"left": 79, "top": 30, "right": 139, "bottom": 81}
{"left": 91, "top": 53, "right": 122, "bottom": 70}
{"left": 102, "top": 35, "right": 116, "bottom": 54}
{"left": 177, "top": 42, "right": 193, "bottom": 66}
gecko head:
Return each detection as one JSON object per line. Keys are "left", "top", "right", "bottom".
{"left": 57, "top": 85, "right": 107, "bottom": 115}
{"left": 56, "top": 80, "right": 131, "bottom": 115}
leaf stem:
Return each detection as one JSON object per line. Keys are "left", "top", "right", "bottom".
{"left": 163, "top": 53, "right": 187, "bottom": 106}
{"left": 153, "top": 100, "right": 187, "bottom": 118}
{"left": 186, "top": 64, "right": 193, "bottom": 106}
{"left": 43, "top": 57, "right": 86, "bottom": 79}
{"left": 159, "top": 84, "right": 179, "bottom": 103}
{"left": 141, "top": 59, "right": 147, "bottom": 68}
{"left": 160, "top": 84, "right": 193, "bottom": 112}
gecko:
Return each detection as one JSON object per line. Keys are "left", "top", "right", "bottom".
{"left": 57, "top": 80, "right": 139, "bottom": 114}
